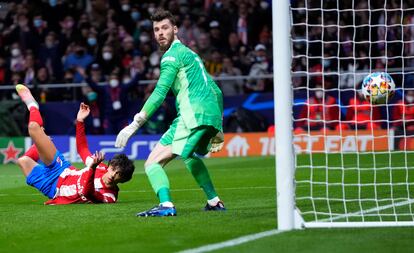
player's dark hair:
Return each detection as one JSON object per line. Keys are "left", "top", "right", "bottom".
{"left": 150, "top": 9, "right": 176, "bottom": 26}
{"left": 109, "top": 154, "right": 135, "bottom": 183}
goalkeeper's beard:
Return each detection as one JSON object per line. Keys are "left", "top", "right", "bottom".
{"left": 158, "top": 33, "right": 175, "bottom": 52}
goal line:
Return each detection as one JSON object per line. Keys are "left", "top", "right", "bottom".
{"left": 303, "top": 199, "right": 414, "bottom": 228}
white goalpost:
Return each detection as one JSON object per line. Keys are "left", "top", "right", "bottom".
{"left": 274, "top": 0, "right": 414, "bottom": 229}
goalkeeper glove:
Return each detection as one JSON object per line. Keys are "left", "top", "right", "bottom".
{"left": 209, "top": 131, "right": 224, "bottom": 153}
{"left": 115, "top": 112, "right": 147, "bottom": 148}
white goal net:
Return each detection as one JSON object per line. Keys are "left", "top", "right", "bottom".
{"left": 280, "top": 0, "right": 414, "bottom": 228}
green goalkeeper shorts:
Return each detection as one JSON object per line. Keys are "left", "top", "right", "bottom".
{"left": 160, "top": 116, "right": 218, "bottom": 159}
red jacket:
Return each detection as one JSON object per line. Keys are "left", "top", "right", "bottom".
{"left": 345, "top": 97, "right": 381, "bottom": 129}
{"left": 393, "top": 99, "right": 414, "bottom": 130}
{"left": 297, "top": 96, "right": 340, "bottom": 129}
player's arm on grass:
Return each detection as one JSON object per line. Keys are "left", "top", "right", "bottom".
{"left": 115, "top": 56, "right": 179, "bottom": 147}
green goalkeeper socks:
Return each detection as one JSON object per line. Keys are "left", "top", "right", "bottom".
{"left": 184, "top": 156, "right": 218, "bottom": 200}
{"left": 145, "top": 163, "right": 172, "bottom": 203}
{"left": 145, "top": 158, "right": 218, "bottom": 203}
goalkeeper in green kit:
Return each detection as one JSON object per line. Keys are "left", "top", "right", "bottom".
{"left": 115, "top": 9, "right": 225, "bottom": 217}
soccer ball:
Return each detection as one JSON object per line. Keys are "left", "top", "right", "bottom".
{"left": 361, "top": 72, "right": 396, "bottom": 104}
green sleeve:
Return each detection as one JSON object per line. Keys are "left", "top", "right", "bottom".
{"left": 142, "top": 56, "right": 179, "bottom": 117}
{"left": 212, "top": 83, "right": 223, "bottom": 115}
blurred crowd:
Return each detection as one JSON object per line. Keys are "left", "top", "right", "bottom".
{"left": 0, "top": 0, "right": 273, "bottom": 103}
{"left": 291, "top": 0, "right": 414, "bottom": 89}
{"left": 3, "top": 0, "right": 414, "bottom": 136}
{"left": 289, "top": 0, "right": 414, "bottom": 144}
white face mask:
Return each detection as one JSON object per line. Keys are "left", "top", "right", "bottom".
{"left": 45, "top": 41, "right": 54, "bottom": 48}
{"left": 260, "top": 1, "right": 269, "bottom": 9}
{"left": 140, "top": 35, "right": 150, "bottom": 43}
{"left": 121, "top": 4, "right": 130, "bottom": 11}
{"left": 103, "top": 52, "right": 113, "bottom": 61}
{"left": 315, "top": 90, "right": 323, "bottom": 99}
{"left": 11, "top": 48, "right": 21, "bottom": 57}
{"left": 406, "top": 95, "right": 414, "bottom": 103}
{"left": 109, "top": 79, "right": 119, "bottom": 87}
{"left": 148, "top": 7, "right": 155, "bottom": 15}
{"left": 149, "top": 53, "right": 159, "bottom": 66}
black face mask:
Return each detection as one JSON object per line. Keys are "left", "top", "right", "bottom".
{"left": 76, "top": 49, "right": 85, "bottom": 56}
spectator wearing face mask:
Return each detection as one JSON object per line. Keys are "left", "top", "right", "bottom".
{"left": 116, "top": 0, "right": 135, "bottom": 34}
{"left": 130, "top": 6, "right": 141, "bottom": 23}
{"left": 80, "top": 63, "right": 105, "bottom": 131}
{"left": 98, "top": 44, "right": 121, "bottom": 76}
{"left": 393, "top": 90, "right": 414, "bottom": 149}
{"left": 296, "top": 84, "right": 341, "bottom": 131}
{"left": 31, "top": 14, "right": 49, "bottom": 53}
{"left": 84, "top": 90, "right": 103, "bottom": 135}
{"left": 4, "top": 13, "right": 36, "bottom": 52}
{"left": 79, "top": 68, "right": 141, "bottom": 134}
{"left": 9, "top": 43, "right": 25, "bottom": 73}
{"left": 86, "top": 29, "right": 99, "bottom": 56}
{"left": 63, "top": 42, "right": 94, "bottom": 83}
{"left": 245, "top": 44, "right": 271, "bottom": 92}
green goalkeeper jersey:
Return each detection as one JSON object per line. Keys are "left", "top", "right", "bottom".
{"left": 142, "top": 40, "right": 223, "bottom": 131}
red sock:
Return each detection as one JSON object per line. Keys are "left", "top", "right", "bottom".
{"left": 23, "top": 144, "right": 39, "bottom": 161}
{"left": 29, "top": 107, "right": 43, "bottom": 127}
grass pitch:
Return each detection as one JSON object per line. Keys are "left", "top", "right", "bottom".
{"left": 0, "top": 156, "right": 413, "bottom": 253}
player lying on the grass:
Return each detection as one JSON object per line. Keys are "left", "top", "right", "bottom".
{"left": 16, "top": 84, "right": 135, "bottom": 204}
{"left": 116, "top": 10, "right": 225, "bottom": 217}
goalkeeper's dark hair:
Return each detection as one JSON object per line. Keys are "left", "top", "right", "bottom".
{"left": 109, "top": 154, "right": 135, "bottom": 183}
{"left": 150, "top": 9, "right": 176, "bottom": 26}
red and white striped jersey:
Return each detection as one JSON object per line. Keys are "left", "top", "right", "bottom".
{"left": 45, "top": 163, "right": 118, "bottom": 205}
{"left": 44, "top": 121, "right": 119, "bottom": 205}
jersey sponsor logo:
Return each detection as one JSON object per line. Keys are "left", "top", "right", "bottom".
{"left": 57, "top": 184, "right": 77, "bottom": 197}
{"left": 60, "top": 167, "right": 87, "bottom": 178}
{"left": 94, "top": 178, "right": 103, "bottom": 189}
{"left": 161, "top": 56, "right": 176, "bottom": 63}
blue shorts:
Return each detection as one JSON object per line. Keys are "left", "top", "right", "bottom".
{"left": 26, "top": 151, "right": 71, "bottom": 199}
